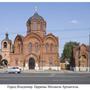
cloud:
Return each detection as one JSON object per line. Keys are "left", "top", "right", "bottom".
{"left": 70, "top": 20, "right": 78, "bottom": 24}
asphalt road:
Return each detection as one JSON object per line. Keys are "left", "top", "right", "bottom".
{"left": 0, "top": 72, "right": 90, "bottom": 84}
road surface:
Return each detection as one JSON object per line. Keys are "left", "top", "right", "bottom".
{"left": 0, "top": 72, "right": 90, "bottom": 84}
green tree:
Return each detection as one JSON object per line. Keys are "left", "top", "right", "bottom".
{"left": 61, "top": 41, "right": 79, "bottom": 63}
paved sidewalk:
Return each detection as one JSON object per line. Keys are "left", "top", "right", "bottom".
{"left": 22, "top": 70, "right": 90, "bottom": 73}
{"left": 0, "top": 69, "right": 5, "bottom": 73}
{"left": 0, "top": 68, "right": 90, "bottom": 73}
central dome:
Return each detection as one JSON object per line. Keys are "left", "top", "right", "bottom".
{"left": 26, "top": 12, "right": 46, "bottom": 36}
{"left": 27, "top": 12, "right": 44, "bottom": 24}
{"left": 30, "top": 12, "right": 44, "bottom": 20}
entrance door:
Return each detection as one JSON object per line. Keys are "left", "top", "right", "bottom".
{"left": 28, "top": 58, "right": 35, "bottom": 69}
{"left": 1, "top": 59, "right": 8, "bottom": 66}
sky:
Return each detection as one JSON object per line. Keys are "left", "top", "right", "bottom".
{"left": 0, "top": 2, "right": 90, "bottom": 56}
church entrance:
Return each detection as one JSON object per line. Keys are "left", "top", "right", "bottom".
{"left": 28, "top": 58, "right": 35, "bottom": 69}
{"left": 1, "top": 59, "right": 8, "bottom": 66}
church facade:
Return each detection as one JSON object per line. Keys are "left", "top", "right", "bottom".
{"left": 73, "top": 44, "right": 89, "bottom": 71}
{"left": 0, "top": 12, "right": 60, "bottom": 70}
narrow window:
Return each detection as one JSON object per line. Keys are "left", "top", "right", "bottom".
{"left": 45, "top": 43, "right": 49, "bottom": 52}
{"left": 50, "top": 43, "right": 53, "bottom": 52}
{"left": 33, "top": 22, "right": 37, "bottom": 30}
{"left": 49, "top": 57, "right": 53, "bottom": 66}
{"left": 15, "top": 59, "right": 18, "bottom": 66}
{"left": 3, "top": 42, "right": 7, "bottom": 48}
{"left": 29, "top": 42, "right": 32, "bottom": 52}
{"left": 43, "top": 24, "right": 46, "bottom": 31}
{"left": 35, "top": 42, "right": 39, "bottom": 52}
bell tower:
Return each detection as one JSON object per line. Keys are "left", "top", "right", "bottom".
{"left": 1, "top": 33, "right": 12, "bottom": 52}
{"left": 1, "top": 33, "right": 12, "bottom": 65}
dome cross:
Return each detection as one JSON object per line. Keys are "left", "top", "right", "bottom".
{"left": 35, "top": 6, "right": 38, "bottom": 12}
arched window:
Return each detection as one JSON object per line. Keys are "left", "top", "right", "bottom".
{"left": 45, "top": 43, "right": 49, "bottom": 52}
{"left": 35, "top": 42, "right": 39, "bottom": 52}
{"left": 49, "top": 57, "right": 53, "bottom": 66}
{"left": 18, "top": 42, "right": 20, "bottom": 50}
{"left": 38, "top": 23, "right": 40, "bottom": 30}
{"left": 50, "top": 43, "right": 53, "bottom": 52}
{"left": 15, "top": 58, "right": 18, "bottom": 66}
{"left": 41, "top": 23, "right": 43, "bottom": 30}
{"left": 43, "top": 24, "right": 46, "bottom": 31}
{"left": 3, "top": 42, "right": 7, "bottom": 48}
{"left": 18, "top": 41, "right": 23, "bottom": 53}
{"left": 16, "top": 41, "right": 21, "bottom": 53}
{"left": 33, "top": 22, "right": 37, "bottom": 30}
{"left": 29, "top": 42, "right": 32, "bottom": 52}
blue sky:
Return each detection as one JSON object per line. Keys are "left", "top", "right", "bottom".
{"left": 0, "top": 2, "right": 90, "bottom": 55}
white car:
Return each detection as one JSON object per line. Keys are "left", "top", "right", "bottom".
{"left": 6, "top": 67, "right": 21, "bottom": 74}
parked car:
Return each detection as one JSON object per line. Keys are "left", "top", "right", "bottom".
{"left": 6, "top": 66, "right": 21, "bottom": 74}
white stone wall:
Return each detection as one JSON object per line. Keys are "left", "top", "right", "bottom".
{"left": 39, "top": 66, "right": 61, "bottom": 71}
{"left": 74, "top": 67, "right": 88, "bottom": 72}
{"left": 24, "top": 62, "right": 61, "bottom": 71}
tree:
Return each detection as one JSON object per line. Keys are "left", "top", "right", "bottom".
{"left": 61, "top": 41, "right": 79, "bottom": 65}
{"left": 61, "top": 41, "right": 79, "bottom": 70}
